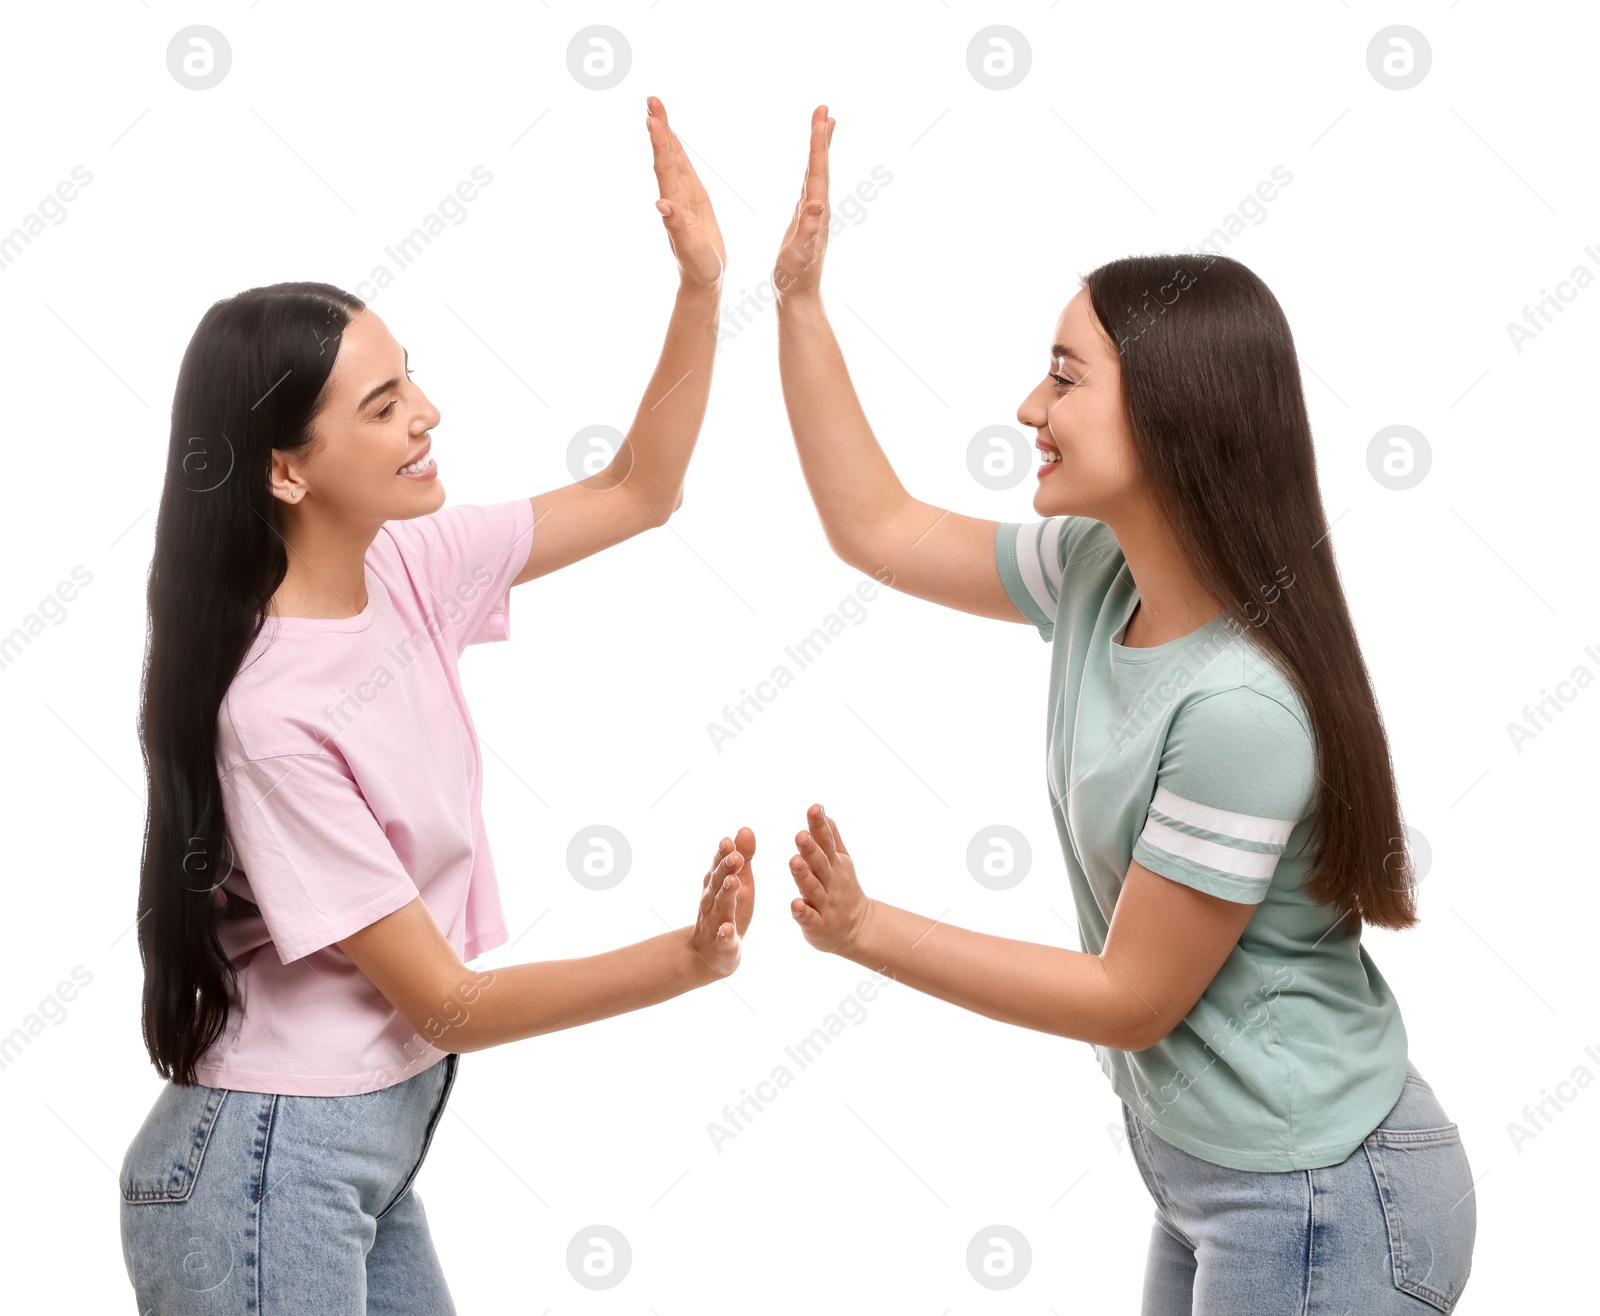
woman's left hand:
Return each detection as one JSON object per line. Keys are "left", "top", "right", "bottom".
{"left": 790, "top": 803, "right": 874, "bottom": 956}
{"left": 646, "top": 95, "right": 725, "bottom": 290}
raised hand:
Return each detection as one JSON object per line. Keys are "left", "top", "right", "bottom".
{"left": 690, "top": 828, "right": 755, "bottom": 976}
{"left": 714, "top": 827, "right": 756, "bottom": 939}
{"left": 646, "top": 95, "right": 726, "bottom": 289}
{"left": 772, "top": 104, "right": 836, "bottom": 305}
{"left": 789, "top": 803, "right": 873, "bottom": 955}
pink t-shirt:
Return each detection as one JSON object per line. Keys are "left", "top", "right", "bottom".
{"left": 191, "top": 498, "right": 536, "bottom": 1096}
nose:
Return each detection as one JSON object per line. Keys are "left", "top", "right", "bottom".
{"left": 1016, "top": 375, "right": 1052, "bottom": 431}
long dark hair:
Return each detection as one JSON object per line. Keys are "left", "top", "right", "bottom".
{"left": 136, "top": 281, "right": 365, "bottom": 1083}
{"left": 1082, "top": 253, "right": 1417, "bottom": 930}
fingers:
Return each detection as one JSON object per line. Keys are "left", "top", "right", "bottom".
{"left": 655, "top": 97, "right": 709, "bottom": 211}
{"left": 714, "top": 865, "right": 739, "bottom": 941}
{"left": 780, "top": 106, "right": 833, "bottom": 280}
{"left": 805, "top": 104, "right": 830, "bottom": 205}
{"left": 733, "top": 826, "right": 757, "bottom": 888}
{"left": 825, "top": 811, "right": 847, "bottom": 856}
{"left": 711, "top": 848, "right": 742, "bottom": 940}
{"left": 705, "top": 835, "right": 734, "bottom": 888}
{"left": 647, "top": 98, "right": 676, "bottom": 195}
{"left": 647, "top": 94, "right": 711, "bottom": 219}
{"left": 647, "top": 98, "right": 690, "bottom": 224}
{"left": 704, "top": 843, "right": 740, "bottom": 902}
{"left": 794, "top": 830, "right": 829, "bottom": 884}
{"left": 806, "top": 803, "right": 840, "bottom": 866}
{"left": 790, "top": 848, "right": 825, "bottom": 903}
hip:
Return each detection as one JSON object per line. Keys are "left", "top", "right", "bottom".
{"left": 1121, "top": 1060, "right": 1477, "bottom": 1313}
{"left": 118, "top": 1052, "right": 459, "bottom": 1310}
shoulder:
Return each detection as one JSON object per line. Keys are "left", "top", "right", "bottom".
{"left": 1162, "top": 663, "right": 1317, "bottom": 824}
{"left": 996, "top": 514, "right": 1121, "bottom": 575}
{"left": 995, "top": 515, "right": 1123, "bottom": 639}
{"left": 370, "top": 500, "right": 532, "bottom": 571}
{"left": 1069, "top": 516, "right": 1125, "bottom": 573}
{"left": 217, "top": 639, "right": 341, "bottom": 771}
{"left": 1174, "top": 681, "right": 1311, "bottom": 751}
{"left": 1183, "top": 624, "right": 1310, "bottom": 729}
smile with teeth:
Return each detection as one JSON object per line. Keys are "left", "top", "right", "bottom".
{"left": 398, "top": 454, "right": 435, "bottom": 475}
{"left": 1039, "top": 448, "right": 1061, "bottom": 463}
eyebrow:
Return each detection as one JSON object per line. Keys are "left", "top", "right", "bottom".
{"left": 1051, "top": 343, "right": 1090, "bottom": 368}
{"left": 356, "top": 347, "right": 409, "bottom": 414}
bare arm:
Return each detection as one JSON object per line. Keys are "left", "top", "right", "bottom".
{"left": 790, "top": 805, "right": 1257, "bottom": 1050}
{"left": 513, "top": 280, "right": 718, "bottom": 585}
{"left": 337, "top": 832, "right": 753, "bottom": 1052}
{"left": 772, "top": 106, "right": 1029, "bottom": 625}
{"left": 514, "top": 96, "right": 724, "bottom": 586}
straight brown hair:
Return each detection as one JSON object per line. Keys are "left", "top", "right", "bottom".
{"left": 1083, "top": 253, "right": 1417, "bottom": 930}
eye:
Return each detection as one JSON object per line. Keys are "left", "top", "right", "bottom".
{"left": 376, "top": 370, "right": 414, "bottom": 419}
{"left": 1050, "top": 372, "right": 1078, "bottom": 389}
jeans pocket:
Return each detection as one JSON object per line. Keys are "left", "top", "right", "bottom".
{"left": 1362, "top": 1121, "right": 1476, "bottom": 1313}
{"left": 120, "top": 1082, "right": 229, "bottom": 1204}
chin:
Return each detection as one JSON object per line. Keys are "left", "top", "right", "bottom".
{"left": 1032, "top": 486, "right": 1065, "bottom": 515}
{"left": 1034, "top": 487, "right": 1084, "bottom": 521}
{"left": 390, "top": 480, "right": 446, "bottom": 516}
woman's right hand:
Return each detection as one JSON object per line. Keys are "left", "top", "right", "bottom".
{"left": 690, "top": 829, "right": 755, "bottom": 978}
{"left": 772, "top": 104, "right": 836, "bottom": 306}
{"left": 647, "top": 94, "right": 726, "bottom": 290}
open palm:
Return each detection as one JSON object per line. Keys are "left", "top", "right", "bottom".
{"left": 646, "top": 95, "right": 726, "bottom": 288}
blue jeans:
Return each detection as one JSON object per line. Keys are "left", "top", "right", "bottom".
{"left": 119, "top": 1052, "right": 460, "bottom": 1314}
{"left": 1122, "top": 1059, "right": 1476, "bottom": 1314}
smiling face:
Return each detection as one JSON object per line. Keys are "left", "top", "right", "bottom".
{"left": 270, "top": 308, "right": 444, "bottom": 522}
{"left": 1015, "top": 287, "right": 1142, "bottom": 522}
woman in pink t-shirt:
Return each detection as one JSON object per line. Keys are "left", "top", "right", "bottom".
{"left": 119, "top": 98, "right": 748, "bottom": 1314}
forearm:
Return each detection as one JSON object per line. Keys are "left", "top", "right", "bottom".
{"left": 775, "top": 295, "right": 911, "bottom": 563}
{"left": 838, "top": 899, "right": 1152, "bottom": 1050}
{"left": 619, "top": 281, "right": 722, "bottom": 521}
{"left": 448, "top": 925, "right": 716, "bottom": 1052}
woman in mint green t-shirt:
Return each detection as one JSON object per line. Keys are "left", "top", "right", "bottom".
{"left": 771, "top": 105, "right": 1475, "bottom": 1313}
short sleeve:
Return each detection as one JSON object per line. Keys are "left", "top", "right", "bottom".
{"left": 1131, "top": 687, "right": 1317, "bottom": 904}
{"left": 219, "top": 753, "right": 420, "bottom": 964}
{"left": 995, "top": 517, "right": 1094, "bottom": 641}
{"left": 376, "top": 498, "right": 535, "bottom": 654}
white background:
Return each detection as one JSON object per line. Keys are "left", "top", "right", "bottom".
{"left": 1, "top": 1, "right": 1594, "bottom": 1310}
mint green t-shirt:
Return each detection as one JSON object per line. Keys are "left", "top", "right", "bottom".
{"left": 996, "top": 516, "right": 1409, "bottom": 1171}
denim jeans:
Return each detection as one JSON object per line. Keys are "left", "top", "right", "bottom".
{"left": 1121, "top": 1059, "right": 1476, "bottom": 1314}
{"left": 119, "top": 1052, "right": 460, "bottom": 1314}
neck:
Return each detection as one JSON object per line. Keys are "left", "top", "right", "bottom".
{"left": 268, "top": 507, "right": 379, "bottom": 620}
{"left": 1106, "top": 502, "right": 1223, "bottom": 646}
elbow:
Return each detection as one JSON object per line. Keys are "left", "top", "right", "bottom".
{"left": 400, "top": 1009, "right": 486, "bottom": 1056}
{"left": 827, "top": 496, "right": 910, "bottom": 579}
{"left": 1119, "top": 1012, "right": 1177, "bottom": 1053}
{"left": 1095, "top": 957, "right": 1174, "bottom": 1052}
{"left": 829, "top": 529, "right": 879, "bottom": 576}
{"left": 400, "top": 969, "right": 495, "bottom": 1054}
{"left": 632, "top": 485, "right": 680, "bottom": 532}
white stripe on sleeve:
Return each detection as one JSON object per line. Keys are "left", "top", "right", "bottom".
{"left": 1137, "top": 816, "right": 1280, "bottom": 881}
{"left": 1013, "top": 521, "right": 1065, "bottom": 617}
{"left": 1150, "top": 785, "right": 1297, "bottom": 845}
